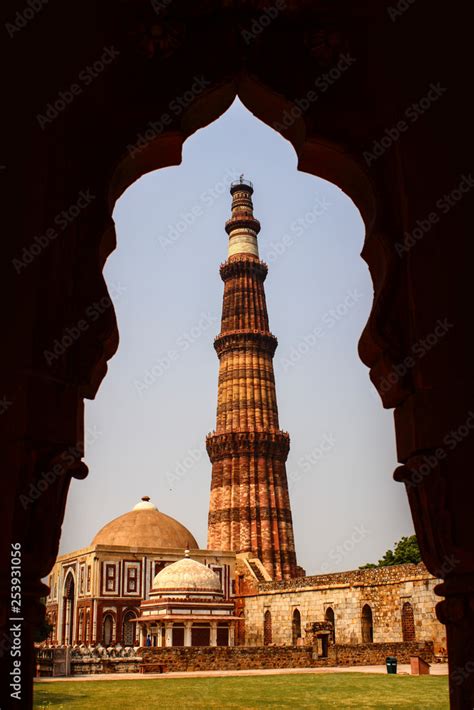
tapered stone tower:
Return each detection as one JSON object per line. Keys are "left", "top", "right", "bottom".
{"left": 206, "top": 178, "right": 297, "bottom": 580}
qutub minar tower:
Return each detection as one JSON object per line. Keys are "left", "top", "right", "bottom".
{"left": 206, "top": 178, "right": 297, "bottom": 580}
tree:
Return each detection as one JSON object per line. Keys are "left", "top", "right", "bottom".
{"left": 359, "top": 535, "right": 421, "bottom": 569}
{"left": 34, "top": 600, "right": 53, "bottom": 643}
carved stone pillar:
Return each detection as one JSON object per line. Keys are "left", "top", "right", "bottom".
{"left": 184, "top": 622, "right": 192, "bottom": 647}
{"left": 210, "top": 622, "right": 218, "bottom": 647}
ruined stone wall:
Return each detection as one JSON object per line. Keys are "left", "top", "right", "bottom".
{"left": 139, "top": 641, "right": 435, "bottom": 672}
{"left": 241, "top": 564, "right": 446, "bottom": 652}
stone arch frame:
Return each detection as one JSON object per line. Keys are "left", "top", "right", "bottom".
{"left": 292, "top": 608, "right": 302, "bottom": 645}
{"left": 102, "top": 612, "right": 115, "bottom": 646}
{"left": 122, "top": 608, "right": 138, "bottom": 646}
{"left": 401, "top": 600, "right": 416, "bottom": 642}
{"left": 3, "top": 4, "right": 472, "bottom": 706}
{"left": 361, "top": 603, "right": 374, "bottom": 644}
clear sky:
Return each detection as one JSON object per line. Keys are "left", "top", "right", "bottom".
{"left": 60, "top": 98, "right": 414, "bottom": 574}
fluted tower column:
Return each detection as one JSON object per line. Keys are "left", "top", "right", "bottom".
{"left": 206, "top": 178, "right": 297, "bottom": 580}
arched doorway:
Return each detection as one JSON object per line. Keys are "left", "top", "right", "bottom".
{"left": 122, "top": 610, "right": 137, "bottom": 646}
{"left": 325, "top": 607, "right": 335, "bottom": 644}
{"left": 401, "top": 602, "right": 416, "bottom": 642}
{"left": 361, "top": 604, "right": 373, "bottom": 644}
{"left": 292, "top": 609, "right": 301, "bottom": 645}
{"left": 263, "top": 610, "right": 272, "bottom": 646}
{"left": 62, "top": 572, "right": 75, "bottom": 645}
{"left": 103, "top": 614, "right": 114, "bottom": 646}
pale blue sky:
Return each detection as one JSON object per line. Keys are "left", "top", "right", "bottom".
{"left": 60, "top": 98, "right": 414, "bottom": 574}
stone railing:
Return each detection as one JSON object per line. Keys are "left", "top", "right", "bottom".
{"left": 35, "top": 644, "right": 142, "bottom": 676}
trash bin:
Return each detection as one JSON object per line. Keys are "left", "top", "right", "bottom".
{"left": 386, "top": 656, "right": 397, "bottom": 674}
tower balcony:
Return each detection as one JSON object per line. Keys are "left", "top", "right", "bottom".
{"left": 230, "top": 178, "right": 253, "bottom": 195}
{"left": 225, "top": 216, "right": 261, "bottom": 235}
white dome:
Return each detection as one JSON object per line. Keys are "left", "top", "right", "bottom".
{"left": 152, "top": 557, "right": 222, "bottom": 595}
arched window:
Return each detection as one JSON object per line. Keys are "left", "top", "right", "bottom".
{"left": 401, "top": 601, "right": 416, "bottom": 642}
{"left": 85, "top": 610, "right": 91, "bottom": 643}
{"left": 77, "top": 609, "right": 84, "bottom": 642}
{"left": 361, "top": 604, "right": 373, "bottom": 643}
{"left": 103, "top": 614, "right": 114, "bottom": 646}
{"left": 263, "top": 610, "right": 272, "bottom": 646}
{"left": 123, "top": 610, "right": 137, "bottom": 646}
{"left": 325, "top": 606, "right": 335, "bottom": 643}
{"left": 292, "top": 609, "right": 301, "bottom": 645}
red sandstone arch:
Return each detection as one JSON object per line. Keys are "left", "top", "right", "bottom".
{"left": 264, "top": 610, "right": 272, "bottom": 646}
{"left": 3, "top": 4, "right": 471, "bottom": 707}
{"left": 292, "top": 608, "right": 302, "bottom": 645}
{"left": 401, "top": 601, "right": 416, "bottom": 642}
{"left": 361, "top": 604, "right": 373, "bottom": 644}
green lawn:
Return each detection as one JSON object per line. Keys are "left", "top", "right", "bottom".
{"left": 34, "top": 673, "right": 449, "bottom": 709}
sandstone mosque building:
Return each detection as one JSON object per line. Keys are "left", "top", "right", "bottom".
{"left": 45, "top": 179, "right": 446, "bottom": 656}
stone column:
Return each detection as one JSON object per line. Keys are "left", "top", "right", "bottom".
{"left": 165, "top": 622, "right": 173, "bottom": 647}
{"left": 184, "top": 621, "right": 192, "bottom": 647}
{"left": 210, "top": 622, "right": 217, "bottom": 647}
{"left": 139, "top": 623, "right": 147, "bottom": 646}
{"left": 229, "top": 624, "right": 235, "bottom": 647}
{"left": 157, "top": 624, "right": 163, "bottom": 648}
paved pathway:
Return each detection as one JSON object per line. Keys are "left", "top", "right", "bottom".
{"left": 35, "top": 663, "right": 449, "bottom": 682}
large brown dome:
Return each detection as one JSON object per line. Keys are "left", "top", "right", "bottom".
{"left": 91, "top": 497, "right": 199, "bottom": 549}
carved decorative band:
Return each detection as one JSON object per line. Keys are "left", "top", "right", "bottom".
{"left": 214, "top": 330, "right": 278, "bottom": 357}
{"left": 206, "top": 430, "right": 290, "bottom": 461}
{"left": 220, "top": 258, "right": 268, "bottom": 282}
{"left": 208, "top": 505, "right": 294, "bottom": 524}
{"left": 225, "top": 216, "right": 261, "bottom": 235}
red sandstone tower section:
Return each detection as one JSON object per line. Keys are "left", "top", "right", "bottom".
{"left": 206, "top": 179, "right": 297, "bottom": 580}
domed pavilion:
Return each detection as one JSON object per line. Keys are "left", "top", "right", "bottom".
{"left": 138, "top": 551, "right": 238, "bottom": 647}
{"left": 45, "top": 497, "right": 235, "bottom": 646}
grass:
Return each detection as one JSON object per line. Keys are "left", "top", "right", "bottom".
{"left": 34, "top": 672, "right": 449, "bottom": 709}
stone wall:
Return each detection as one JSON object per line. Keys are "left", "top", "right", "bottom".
{"left": 139, "top": 642, "right": 435, "bottom": 673}
{"left": 241, "top": 563, "right": 446, "bottom": 651}
{"left": 328, "top": 641, "right": 435, "bottom": 666}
